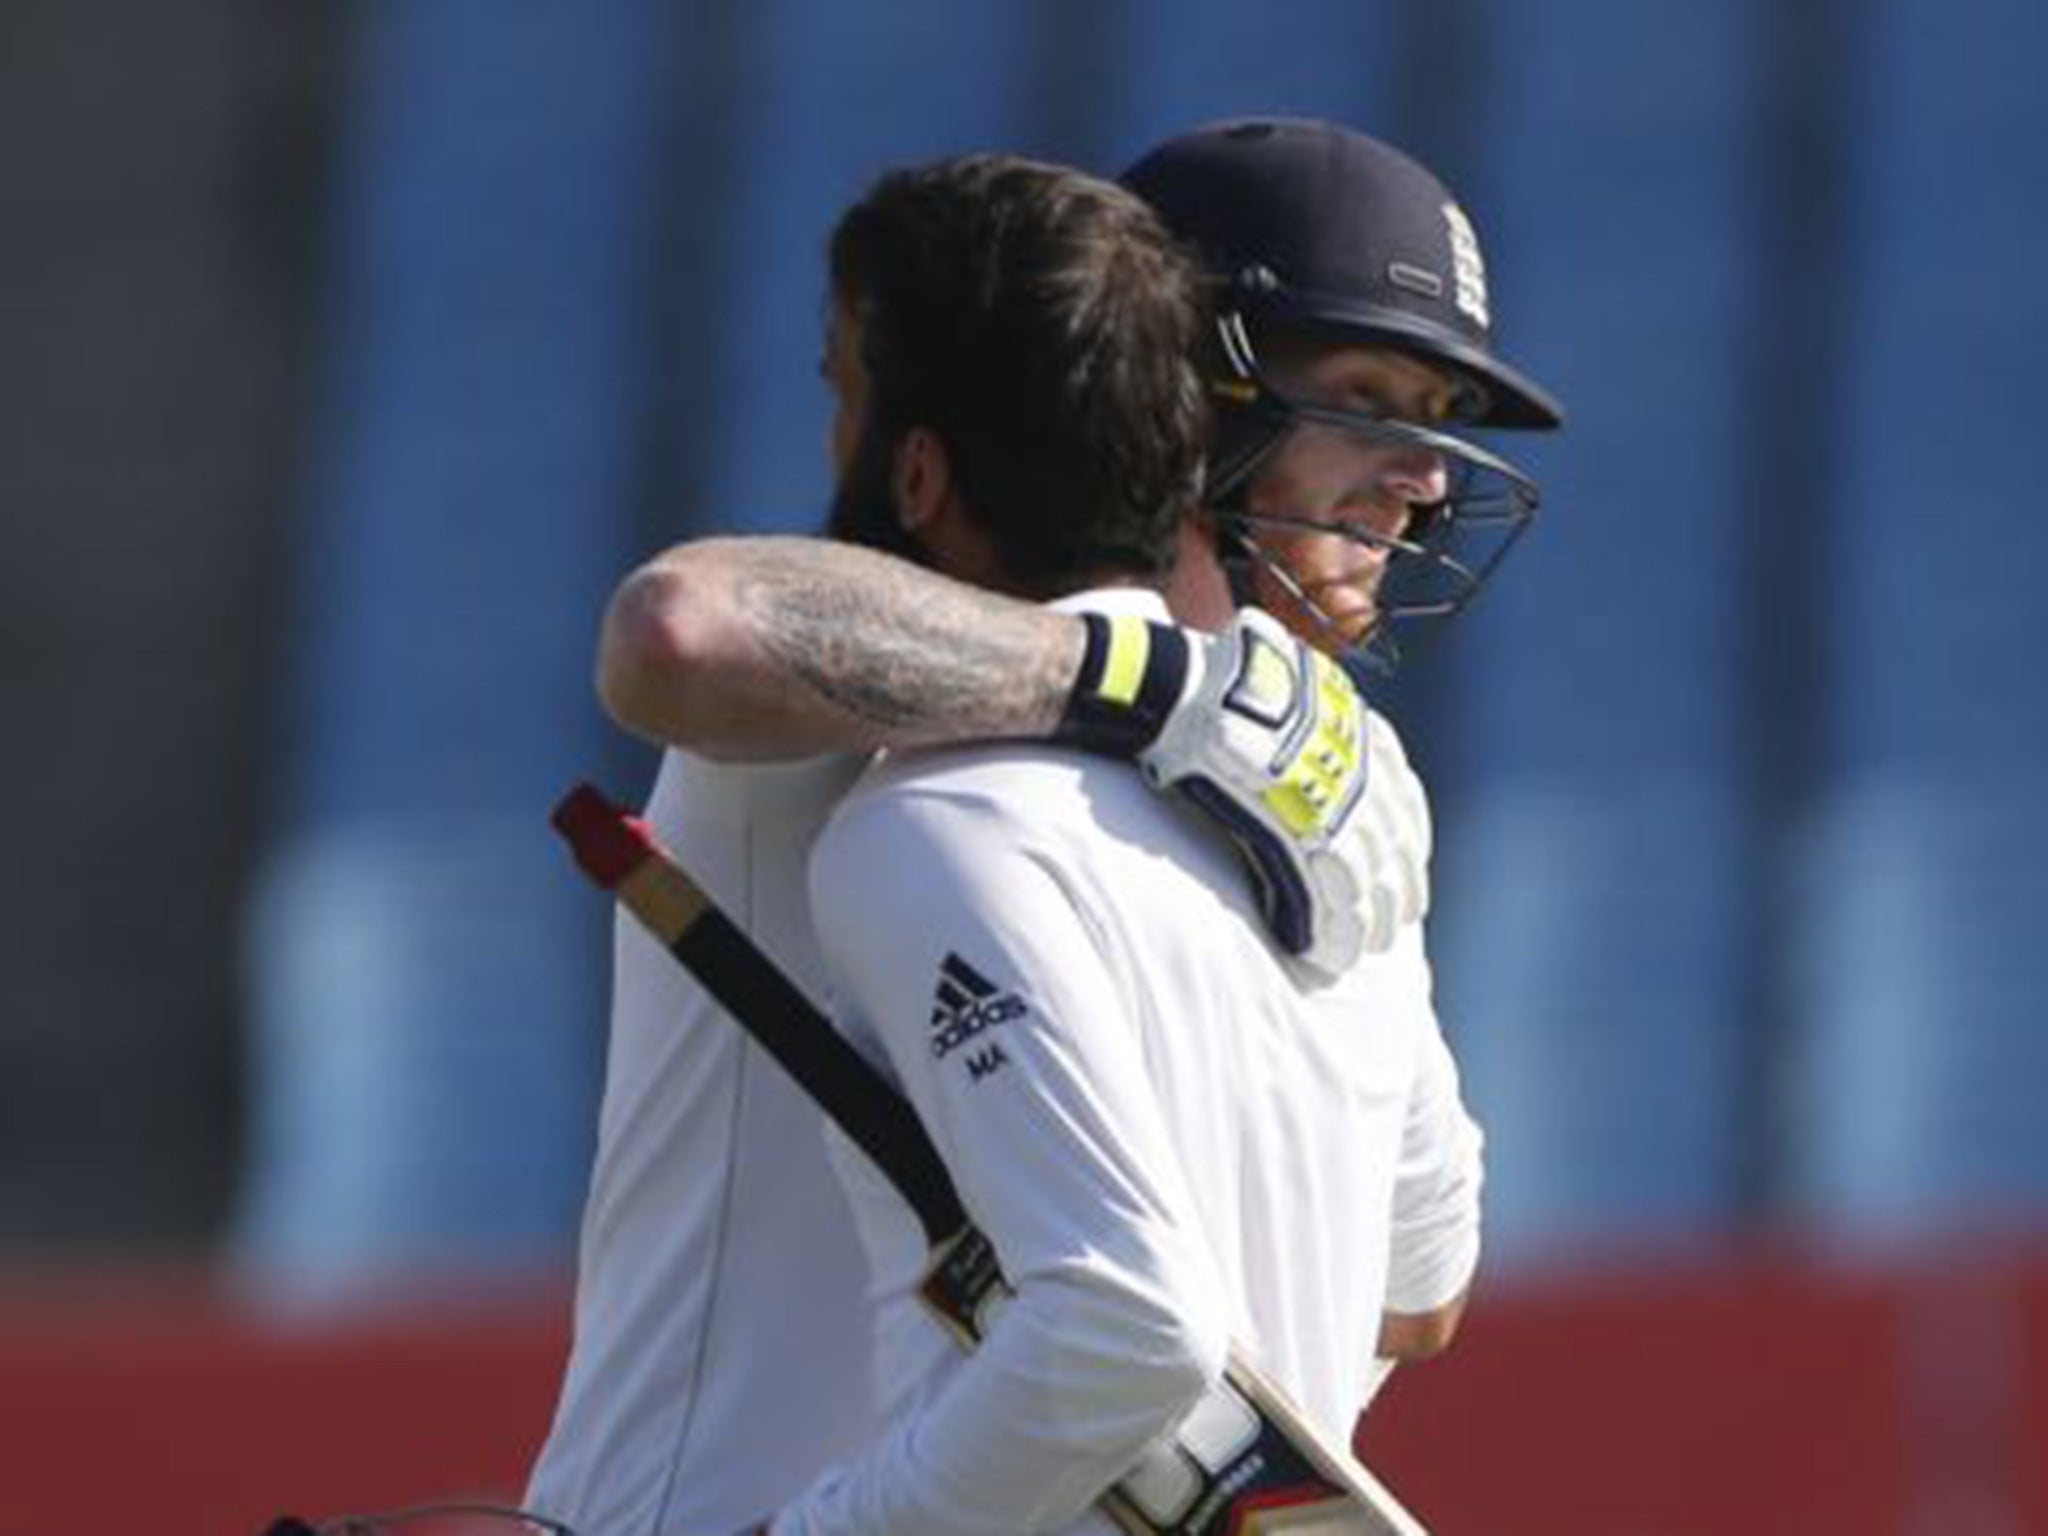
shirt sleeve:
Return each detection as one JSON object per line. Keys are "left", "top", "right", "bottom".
{"left": 1382, "top": 939, "right": 1485, "bottom": 1316}
{"left": 776, "top": 777, "right": 1230, "bottom": 1536}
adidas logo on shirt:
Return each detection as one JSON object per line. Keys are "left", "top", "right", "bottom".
{"left": 929, "top": 952, "right": 1027, "bottom": 1064}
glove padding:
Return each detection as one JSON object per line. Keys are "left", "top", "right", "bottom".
{"left": 1138, "top": 608, "right": 1429, "bottom": 976}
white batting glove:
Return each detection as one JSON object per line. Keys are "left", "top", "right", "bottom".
{"left": 1057, "top": 607, "right": 1430, "bottom": 975}
{"left": 1151, "top": 607, "right": 1437, "bottom": 975}
{"left": 1137, "top": 607, "right": 1365, "bottom": 971}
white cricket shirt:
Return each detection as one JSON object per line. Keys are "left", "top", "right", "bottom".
{"left": 526, "top": 749, "right": 879, "bottom": 1536}
{"left": 778, "top": 589, "right": 1483, "bottom": 1536}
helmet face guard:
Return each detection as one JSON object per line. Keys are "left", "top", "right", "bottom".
{"left": 1202, "top": 307, "right": 1541, "bottom": 676}
{"left": 1117, "top": 118, "right": 1564, "bottom": 672}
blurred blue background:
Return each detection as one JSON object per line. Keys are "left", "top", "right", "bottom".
{"left": 5, "top": 0, "right": 2045, "bottom": 1299}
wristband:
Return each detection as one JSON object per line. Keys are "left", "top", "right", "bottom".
{"left": 1053, "top": 612, "right": 1191, "bottom": 758}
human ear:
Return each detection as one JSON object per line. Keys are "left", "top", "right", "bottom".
{"left": 892, "top": 426, "right": 954, "bottom": 532}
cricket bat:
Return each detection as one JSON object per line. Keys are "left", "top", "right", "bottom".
{"left": 551, "top": 783, "right": 1431, "bottom": 1536}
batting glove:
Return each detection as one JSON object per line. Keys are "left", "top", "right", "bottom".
{"left": 1058, "top": 607, "right": 1424, "bottom": 976}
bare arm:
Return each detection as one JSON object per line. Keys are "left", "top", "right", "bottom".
{"left": 598, "top": 536, "right": 1085, "bottom": 760}
{"left": 597, "top": 533, "right": 1404, "bottom": 975}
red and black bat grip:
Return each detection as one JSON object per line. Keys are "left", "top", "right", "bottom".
{"left": 551, "top": 784, "right": 969, "bottom": 1248}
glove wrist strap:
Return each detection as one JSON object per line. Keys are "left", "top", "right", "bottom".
{"left": 1053, "top": 612, "right": 1190, "bottom": 758}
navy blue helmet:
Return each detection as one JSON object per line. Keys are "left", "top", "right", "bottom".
{"left": 1124, "top": 118, "right": 1564, "bottom": 670}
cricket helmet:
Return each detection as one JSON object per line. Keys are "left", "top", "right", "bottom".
{"left": 1122, "top": 117, "right": 1565, "bottom": 670}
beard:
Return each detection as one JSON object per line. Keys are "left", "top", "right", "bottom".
{"left": 824, "top": 416, "right": 930, "bottom": 567}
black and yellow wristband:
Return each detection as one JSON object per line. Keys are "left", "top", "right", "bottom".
{"left": 1053, "top": 612, "right": 1191, "bottom": 758}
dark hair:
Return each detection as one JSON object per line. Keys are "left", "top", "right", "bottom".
{"left": 828, "top": 154, "right": 1208, "bottom": 597}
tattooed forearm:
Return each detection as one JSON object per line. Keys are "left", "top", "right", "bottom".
{"left": 732, "top": 541, "right": 1079, "bottom": 744}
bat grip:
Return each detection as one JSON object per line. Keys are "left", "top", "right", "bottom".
{"left": 552, "top": 783, "right": 658, "bottom": 891}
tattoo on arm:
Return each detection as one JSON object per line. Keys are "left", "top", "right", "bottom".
{"left": 733, "top": 544, "right": 1076, "bottom": 744}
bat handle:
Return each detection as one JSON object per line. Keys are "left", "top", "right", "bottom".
{"left": 551, "top": 782, "right": 710, "bottom": 940}
{"left": 552, "top": 783, "right": 658, "bottom": 889}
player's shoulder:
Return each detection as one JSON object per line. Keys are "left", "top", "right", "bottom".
{"left": 854, "top": 735, "right": 1114, "bottom": 809}
{"left": 814, "top": 740, "right": 1178, "bottom": 902}
{"left": 647, "top": 746, "right": 866, "bottom": 827}
{"left": 819, "top": 742, "right": 1085, "bottom": 855}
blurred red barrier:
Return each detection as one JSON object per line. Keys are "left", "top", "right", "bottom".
{"left": 0, "top": 1268, "right": 568, "bottom": 1536}
{"left": 1359, "top": 1240, "right": 2048, "bottom": 1536}
{"left": 3, "top": 1245, "right": 2045, "bottom": 1536}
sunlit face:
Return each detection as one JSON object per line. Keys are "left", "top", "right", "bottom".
{"left": 1240, "top": 344, "right": 1467, "bottom": 648}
